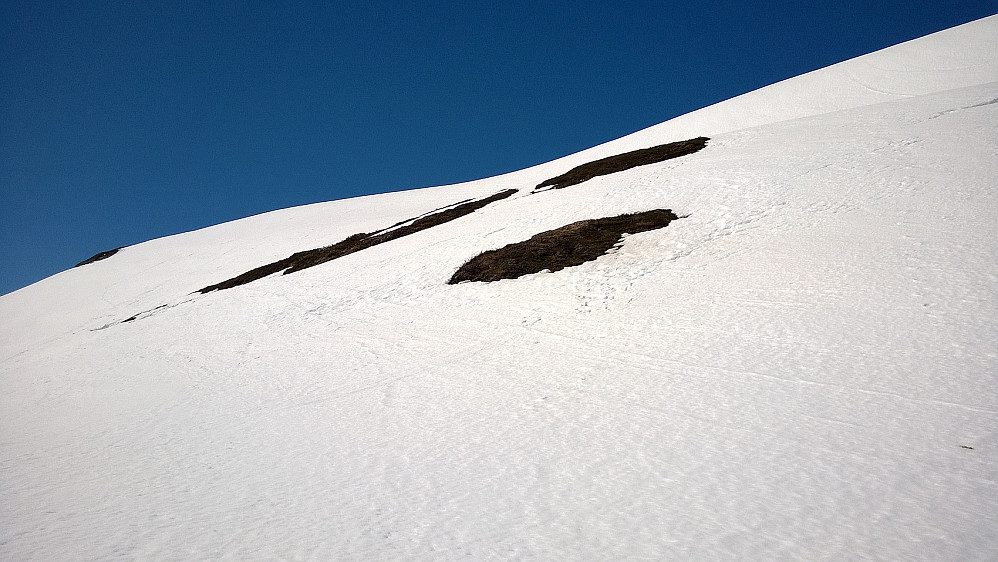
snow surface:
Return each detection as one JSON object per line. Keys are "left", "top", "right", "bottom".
{"left": 2, "top": 15, "right": 997, "bottom": 561}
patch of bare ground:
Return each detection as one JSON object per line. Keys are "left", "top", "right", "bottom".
{"left": 74, "top": 247, "right": 124, "bottom": 267}
{"left": 534, "top": 137, "right": 708, "bottom": 191}
{"left": 448, "top": 209, "right": 680, "bottom": 284}
{"left": 199, "top": 189, "right": 518, "bottom": 293}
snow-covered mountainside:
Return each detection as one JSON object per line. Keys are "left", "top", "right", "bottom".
{"left": 3, "top": 16, "right": 997, "bottom": 560}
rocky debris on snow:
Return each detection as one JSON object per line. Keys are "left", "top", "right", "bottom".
{"left": 74, "top": 247, "right": 124, "bottom": 267}
{"left": 448, "top": 209, "right": 680, "bottom": 283}
{"left": 199, "top": 189, "right": 518, "bottom": 293}
{"left": 534, "top": 137, "right": 708, "bottom": 191}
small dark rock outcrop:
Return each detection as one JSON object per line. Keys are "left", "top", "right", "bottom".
{"left": 74, "top": 247, "right": 124, "bottom": 267}
{"left": 199, "top": 189, "right": 518, "bottom": 293}
{"left": 535, "top": 137, "right": 708, "bottom": 191}
{"left": 448, "top": 209, "right": 680, "bottom": 284}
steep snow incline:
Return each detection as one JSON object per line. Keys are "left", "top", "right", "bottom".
{"left": 2, "top": 16, "right": 995, "bottom": 358}
{"left": 556, "top": 14, "right": 998, "bottom": 165}
{"left": 2, "top": 17, "right": 998, "bottom": 561}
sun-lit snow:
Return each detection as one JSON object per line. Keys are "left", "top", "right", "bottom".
{"left": 2, "top": 15, "right": 997, "bottom": 560}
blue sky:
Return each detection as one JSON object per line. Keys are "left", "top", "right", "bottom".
{"left": 2, "top": 1, "right": 996, "bottom": 295}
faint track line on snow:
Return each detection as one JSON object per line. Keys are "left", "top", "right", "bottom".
{"left": 795, "top": 378, "right": 998, "bottom": 415}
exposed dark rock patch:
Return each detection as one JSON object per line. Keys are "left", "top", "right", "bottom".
{"left": 199, "top": 189, "right": 518, "bottom": 293}
{"left": 74, "top": 247, "right": 124, "bottom": 267}
{"left": 535, "top": 137, "right": 708, "bottom": 191}
{"left": 375, "top": 198, "right": 474, "bottom": 233}
{"left": 94, "top": 304, "right": 175, "bottom": 331}
{"left": 448, "top": 209, "right": 680, "bottom": 284}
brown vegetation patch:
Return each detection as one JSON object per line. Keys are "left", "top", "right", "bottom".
{"left": 535, "top": 137, "right": 708, "bottom": 191}
{"left": 448, "top": 209, "right": 680, "bottom": 284}
{"left": 199, "top": 189, "right": 518, "bottom": 293}
{"left": 74, "top": 247, "right": 123, "bottom": 267}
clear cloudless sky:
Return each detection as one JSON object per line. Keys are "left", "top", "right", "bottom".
{"left": 2, "top": 1, "right": 996, "bottom": 295}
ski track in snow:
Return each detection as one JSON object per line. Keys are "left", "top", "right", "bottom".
{"left": 2, "top": 16, "right": 998, "bottom": 561}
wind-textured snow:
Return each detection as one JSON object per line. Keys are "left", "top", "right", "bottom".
{"left": 2, "top": 16, "right": 997, "bottom": 561}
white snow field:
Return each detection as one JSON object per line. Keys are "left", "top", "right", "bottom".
{"left": 3, "top": 16, "right": 997, "bottom": 560}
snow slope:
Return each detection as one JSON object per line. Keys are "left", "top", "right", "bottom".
{"left": 2, "top": 15, "right": 997, "bottom": 560}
